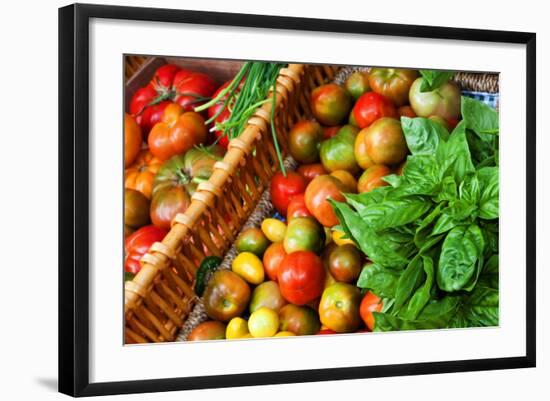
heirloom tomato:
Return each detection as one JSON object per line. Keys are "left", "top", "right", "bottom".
{"left": 124, "top": 188, "right": 150, "bottom": 229}
{"left": 150, "top": 147, "right": 223, "bottom": 229}
{"left": 330, "top": 170, "right": 357, "bottom": 194}
{"left": 172, "top": 68, "right": 217, "bottom": 111}
{"left": 283, "top": 217, "right": 325, "bottom": 254}
{"left": 357, "top": 165, "right": 391, "bottom": 193}
{"left": 270, "top": 171, "right": 307, "bottom": 216}
{"left": 278, "top": 251, "right": 325, "bottom": 306}
{"left": 296, "top": 163, "right": 327, "bottom": 184}
{"left": 288, "top": 120, "right": 324, "bottom": 164}
{"left": 125, "top": 113, "right": 142, "bottom": 167}
{"left": 125, "top": 149, "right": 163, "bottom": 199}
{"left": 250, "top": 281, "right": 287, "bottom": 314}
{"left": 286, "top": 194, "right": 312, "bottom": 222}
{"left": 148, "top": 103, "right": 207, "bottom": 161}
{"left": 352, "top": 92, "right": 397, "bottom": 129}
{"left": 328, "top": 244, "right": 362, "bottom": 283}
{"left": 362, "top": 117, "right": 408, "bottom": 165}
{"left": 368, "top": 68, "right": 418, "bottom": 107}
{"left": 409, "top": 77, "right": 461, "bottom": 120}
{"left": 278, "top": 304, "right": 321, "bottom": 336}
{"left": 354, "top": 128, "right": 374, "bottom": 170}
{"left": 262, "top": 241, "right": 287, "bottom": 282}
{"left": 310, "top": 83, "right": 352, "bottom": 126}
{"left": 360, "top": 291, "right": 383, "bottom": 331}
{"left": 203, "top": 270, "right": 251, "bottom": 322}
{"left": 319, "top": 125, "right": 360, "bottom": 174}
{"left": 304, "top": 175, "right": 346, "bottom": 227}
{"left": 187, "top": 321, "right": 226, "bottom": 341}
{"left": 124, "top": 225, "right": 168, "bottom": 274}
{"left": 318, "top": 283, "right": 362, "bottom": 333}
{"left": 344, "top": 71, "right": 371, "bottom": 100}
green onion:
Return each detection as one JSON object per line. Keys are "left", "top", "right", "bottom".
{"left": 195, "top": 62, "right": 286, "bottom": 175}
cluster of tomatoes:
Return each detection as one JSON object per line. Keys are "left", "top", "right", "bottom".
{"left": 188, "top": 67, "right": 463, "bottom": 340}
{"left": 124, "top": 64, "right": 235, "bottom": 277}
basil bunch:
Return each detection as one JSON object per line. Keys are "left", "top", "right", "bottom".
{"left": 331, "top": 97, "right": 499, "bottom": 331}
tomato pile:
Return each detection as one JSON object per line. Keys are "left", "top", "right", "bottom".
{"left": 189, "top": 67, "right": 467, "bottom": 340}
{"left": 124, "top": 64, "right": 232, "bottom": 277}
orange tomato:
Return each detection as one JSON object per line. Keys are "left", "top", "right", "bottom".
{"left": 125, "top": 113, "right": 142, "bottom": 167}
{"left": 148, "top": 103, "right": 207, "bottom": 160}
{"left": 125, "top": 149, "right": 163, "bottom": 199}
{"left": 360, "top": 291, "right": 383, "bottom": 331}
{"left": 330, "top": 170, "right": 357, "bottom": 193}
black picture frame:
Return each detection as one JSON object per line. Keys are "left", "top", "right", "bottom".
{"left": 58, "top": 3, "right": 536, "bottom": 397}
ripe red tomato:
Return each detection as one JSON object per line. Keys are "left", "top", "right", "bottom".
{"left": 129, "top": 64, "right": 218, "bottom": 136}
{"left": 296, "top": 163, "right": 327, "bottom": 184}
{"left": 207, "top": 81, "right": 232, "bottom": 148}
{"left": 360, "top": 291, "right": 383, "bottom": 331}
{"left": 124, "top": 225, "right": 168, "bottom": 274}
{"left": 368, "top": 68, "right": 418, "bottom": 107}
{"left": 352, "top": 92, "right": 397, "bottom": 129}
{"left": 270, "top": 171, "right": 307, "bottom": 216}
{"left": 172, "top": 68, "right": 218, "bottom": 111}
{"left": 278, "top": 251, "right": 325, "bottom": 305}
{"left": 286, "top": 194, "right": 312, "bottom": 222}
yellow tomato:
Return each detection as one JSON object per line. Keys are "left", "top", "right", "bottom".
{"left": 274, "top": 331, "right": 296, "bottom": 337}
{"left": 261, "top": 218, "right": 287, "bottom": 243}
{"left": 232, "top": 252, "right": 265, "bottom": 285}
{"left": 248, "top": 307, "right": 279, "bottom": 338}
{"left": 332, "top": 230, "right": 355, "bottom": 246}
{"left": 226, "top": 317, "right": 249, "bottom": 339}
{"left": 241, "top": 333, "right": 254, "bottom": 338}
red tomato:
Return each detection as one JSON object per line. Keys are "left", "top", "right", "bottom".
{"left": 129, "top": 64, "right": 217, "bottom": 136}
{"left": 397, "top": 105, "right": 417, "bottom": 118}
{"left": 207, "top": 81, "right": 232, "bottom": 148}
{"left": 286, "top": 194, "right": 312, "bottom": 222}
{"left": 323, "top": 126, "right": 341, "bottom": 139}
{"left": 296, "top": 163, "right": 327, "bottom": 184}
{"left": 359, "top": 291, "right": 383, "bottom": 331}
{"left": 172, "top": 68, "right": 218, "bottom": 111}
{"left": 136, "top": 100, "right": 172, "bottom": 139}
{"left": 317, "top": 329, "right": 337, "bottom": 335}
{"left": 270, "top": 171, "right": 307, "bottom": 216}
{"left": 124, "top": 225, "right": 168, "bottom": 274}
{"left": 352, "top": 92, "right": 397, "bottom": 129}
{"left": 278, "top": 251, "right": 325, "bottom": 305}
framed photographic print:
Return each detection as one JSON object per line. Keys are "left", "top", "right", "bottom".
{"left": 58, "top": 3, "right": 536, "bottom": 397}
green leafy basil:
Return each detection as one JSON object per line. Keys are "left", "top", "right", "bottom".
{"left": 461, "top": 96, "right": 499, "bottom": 135}
{"left": 357, "top": 196, "right": 432, "bottom": 231}
{"left": 477, "top": 166, "right": 499, "bottom": 219}
{"left": 356, "top": 263, "right": 401, "bottom": 297}
{"left": 419, "top": 70, "right": 454, "bottom": 92}
{"left": 437, "top": 225, "right": 485, "bottom": 292}
{"left": 401, "top": 116, "right": 449, "bottom": 156}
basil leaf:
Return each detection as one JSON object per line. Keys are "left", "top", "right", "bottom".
{"left": 477, "top": 166, "right": 499, "bottom": 219}
{"left": 450, "top": 286, "right": 499, "bottom": 328}
{"left": 398, "top": 155, "right": 442, "bottom": 196}
{"left": 437, "top": 225, "right": 485, "bottom": 292}
{"left": 419, "top": 70, "right": 454, "bottom": 92}
{"left": 382, "top": 174, "right": 403, "bottom": 188}
{"left": 374, "top": 296, "right": 460, "bottom": 331}
{"left": 461, "top": 96, "right": 499, "bottom": 136}
{"left": 331, "top": 200, "right": 410, "bottom": 268}
{"left": 357, "top": 196, "right": 432, "bottom": 231}
{"left": 414, "top": 203, "right": 443, "bottom": 248}
{"left": 357, "top": 263, "right": 400, "bottom": 297}
{"left": 433, "top": 175, "right": 458, "bottom": 203}
{"left": 478, "top": 254, "right": 499, "bottom": 289}
{"left": 459, "top": 173, "right": 481, "bottom": 205}
{"left": 401, "top": 117, "right": 449, "bottom": 156}
{"left": 344, "top": 187, "right": 391, "bottom": 212}
{"left": 436, "top": 122, "right": 475, "bottom": 182}
{"left": 399, "top": 255, "right": 435, "bottom": 320}
{"left": 394, "top": 255, "right": 424, "bottom": 312}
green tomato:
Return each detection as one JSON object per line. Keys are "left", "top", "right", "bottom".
{"left": 283, "top": 217, "right": 325, "bottom": 254}
{"left": 288, "top": 120, "right": 324, "bottom": 164}
{"left": 409, "top": 77, "right": 461, "bottom": 120}
{"left": 235, "top": 227, "right": 270, "bottom": 257}
{"left": 319, "top": 125, "right": 360, "bottom": 174}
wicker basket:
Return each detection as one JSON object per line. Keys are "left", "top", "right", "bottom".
{"left": 124, "top": 60, "right": 337, "bottom": 343}
{"left": 124, "top": 60, "right": 498, "bottom": 344}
